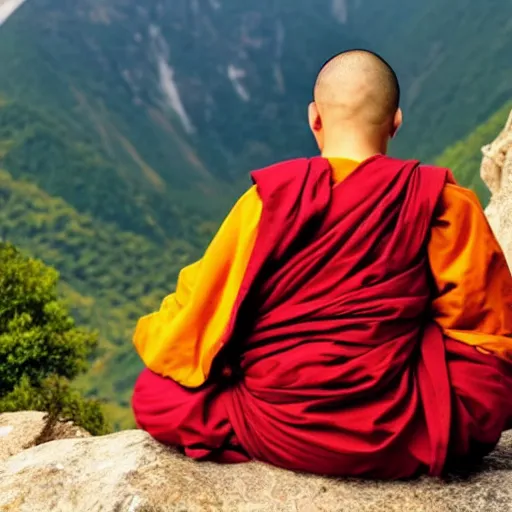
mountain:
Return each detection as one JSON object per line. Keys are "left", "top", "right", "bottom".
{"left": 348, "top": 0, "right": 512, "bottom": 161}
{"left": 0, "top": 0, "right": 362, "bottom": 243}
{"left": 0, "top": 0, "right": 511, "bottom": 428}
{"left": 2, "top": 1, "right": 511, "bottom": 223}
{"left": 0, "top": 161, "right": 196, "bottom": 427}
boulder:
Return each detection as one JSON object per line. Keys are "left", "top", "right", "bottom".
{"left": 481, "top": 108, "right": 512, "bottom": 267}
{"left": 0, "top": 411, "right": 90, "bottom": 463}
{"left": 0, "top": 426, "right": 511, "bottom": 512}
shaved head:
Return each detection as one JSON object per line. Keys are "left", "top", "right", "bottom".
{"left": 314, "top": 49, "right": 400, "bottom": 126}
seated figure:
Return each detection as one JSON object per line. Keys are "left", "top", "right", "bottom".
{"left": 132, "top": 50, "right": 512, "bottom": 479}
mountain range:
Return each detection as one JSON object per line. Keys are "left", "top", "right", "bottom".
{"left": 0, "top": 0, "right": 511, "bottom": 428}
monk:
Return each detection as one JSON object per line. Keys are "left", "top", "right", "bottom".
{"left": 132, "top": 50, "right": 512, "bottom": 479}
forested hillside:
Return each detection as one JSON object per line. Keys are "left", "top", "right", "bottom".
{"left": 0, "top": 0, "right": 511, "bottom": 428}
{"left": 2, "top": 0, "right": 511, "bottom": 226}
{"left": 350, "top": 0, "right": 512, "bottom": 161}
{"left": 0, "top": 166, "right": 203, "bottom": 427}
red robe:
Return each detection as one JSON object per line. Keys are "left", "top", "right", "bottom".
{"left": 133, "top": 155, "right": 512, "bottom": 479}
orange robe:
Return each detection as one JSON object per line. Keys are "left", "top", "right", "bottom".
{"left": 134, "top": 158, "right": 512, "bottom": 387}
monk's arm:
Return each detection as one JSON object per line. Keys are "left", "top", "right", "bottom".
{"left": 428, "top": 183, "right": 512, "bottom": 359}
{"left": 133, "top": 186, "right": 262, "bottom": 386}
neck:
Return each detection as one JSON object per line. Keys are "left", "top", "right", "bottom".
{"left": 320, "top": 130, "right": 389, "bottom": 161}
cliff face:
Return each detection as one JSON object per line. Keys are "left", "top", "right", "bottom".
{"left": 481, "top": 108, "right": 512, "bottom": 268}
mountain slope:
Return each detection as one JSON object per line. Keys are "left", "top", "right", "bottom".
{"left": 0, "top": 0, "right": 360, "bottom": 235}
{"left": 349, "top": 0, "right": 512, "bottom": 161}
{"left": 0, "top": 166, "right": 203, "bottom": 428}
{"left": 0, "top": 97, "right": 221, "bottom": 243}
{"left": 2, "top": 1, "right": 510, "bottom": 187}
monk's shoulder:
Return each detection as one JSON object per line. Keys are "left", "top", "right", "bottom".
{"left": 438, "top": 183, "right": 483, "bottom": 215}
{"left": 226, "top": 185, "right": 262, "bottom": 224}
{"left": 236, "top": 185, "right": 261, "bottom": 209}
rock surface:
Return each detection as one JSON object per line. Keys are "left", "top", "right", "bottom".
{"left": 0, "top": 411, "right": 90, "bottom": 463}
{"left": 0, "top": 415, "right": 511, "bottom": 512}
{"left": 481, "top": 108, "right": 512, "bottom": 267}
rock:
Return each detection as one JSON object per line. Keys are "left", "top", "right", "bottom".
{"left": 481, "top": 108, "right": 512, "bottom": 267}
{"left": 0, "top": 412, "right": 90, "bottom": 463}
{"left": 0, "top": 429, "right": 511, "bottom": 512}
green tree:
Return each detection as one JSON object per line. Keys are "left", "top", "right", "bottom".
{"left": 0, "top": 242, "right": 110, "bottom": 435}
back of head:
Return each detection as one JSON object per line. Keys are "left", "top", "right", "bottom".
{"left": 310, "top": 49, "right": 401, "bottom": 156}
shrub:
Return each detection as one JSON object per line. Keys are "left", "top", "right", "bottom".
{"left": 0, "top": 242, "right": 110, "bottom": 435}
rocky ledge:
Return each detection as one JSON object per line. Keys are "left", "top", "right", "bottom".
{"left": 0, "top": 412, "right": 511, "bottom": 512}
{"left": 481, "top": 108, "right": 512, "bottom": 267}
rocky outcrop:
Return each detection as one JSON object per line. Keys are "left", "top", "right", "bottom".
{"left": 0, "top": 411, "right": 90, "bottom": 463}
{"left": 481, "top": 108, "right": 512, "bottom": 267}
{"left": 0, "top": 412, "right": 511, "bottom": 512}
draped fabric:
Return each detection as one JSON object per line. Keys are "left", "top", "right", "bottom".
{"left": 133, "top": 155, "right": 512, "bottom": 479}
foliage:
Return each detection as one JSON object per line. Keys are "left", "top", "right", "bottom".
{"left": 0, "top": 167, "right": 205, "bottom": 428}
{"left": 0, "top": 375, "right": 110, "bottom": 437}
{"left": 0, "top": 243, "right": 96, "bottom": 391}
{"left": 0, "top": 99, "right": 224, "bottom": 244}
{"left": 0, "top": 242, "right": 110, "bottom": 435}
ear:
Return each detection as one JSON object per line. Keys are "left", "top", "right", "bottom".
{"left": 308, "top": 102, "right": 324, "bottom": 152}
{"left": 391, "top": 108, "right": 403, "bottom": 138}
{"left": 308, "top": 102, "right": 322, "bottom": 133}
